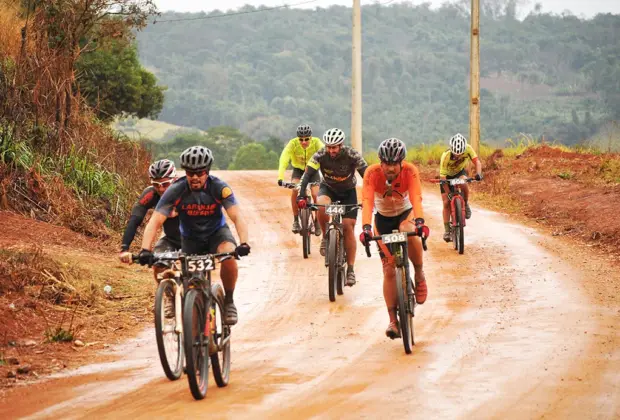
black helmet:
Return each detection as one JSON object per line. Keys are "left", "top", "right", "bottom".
{"left": 179, "top": 146, "right": 214, "bottom": 171}
{"left": 297, "top": 124, "right": 312, "bottom": 138}
{"left": 378, "top": 138, "right": 407, "bottom": 163}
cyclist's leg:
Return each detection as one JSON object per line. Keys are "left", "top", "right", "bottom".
{"left": 457, "top": 169, "right": 472, "bottom": 218}
{"left": 316, "top": 183, "right": 333, "bottom": 238}
{"left": 374, "top": 214, "right": 401, "bottom": 337}
{"left": 309, "top": 171, "right": 322, "bottom": 235}
{"left": 341, "top": 188, "right": 359, "bottom": 284}
{"left": 209, "top": 226, "right": 239, "bottom": 325}
{"left": 399, "top": 216, "right": 427, "bottom": 304}
{"left": 152, "top": 236, "right": 178, "bottom": 283}
{"left": 290, "top": 168, "right": 304, "bottom": 232}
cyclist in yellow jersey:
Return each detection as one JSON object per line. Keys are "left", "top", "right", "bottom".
{"left": 278, "top": 124, "right": 324, "bottom": 234}
{"left": 439, "top": 133, "right": 483, "bottom": 242}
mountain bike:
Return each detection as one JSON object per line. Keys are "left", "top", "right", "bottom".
{"left": 312, "top": 202, "right": 362, "bottom": 302}
{"left": 364, "top": 230, "right": 427, "bottom": 354}
{"left": 435, "top": 178, "right": 478, "bottom": 255}
{"left": 137, "top": 250, "right": 238, "bottom": 400}
{"left": 281, "top": 181, "right": 320, "bottom": 258}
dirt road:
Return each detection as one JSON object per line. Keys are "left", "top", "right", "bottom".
{"left": 2, "top": 171, "right": 618, "bottom": 419}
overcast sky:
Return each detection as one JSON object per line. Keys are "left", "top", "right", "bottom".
{"left": 154, "top": 0, "right": 620, "bottom": 19}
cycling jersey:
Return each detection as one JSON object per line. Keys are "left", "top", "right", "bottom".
{"left": 155, "top": 176, "right": 238, "bottom": 241}
{"left": 303, "top": 145, "right": 368, "bottom": 193}
{"left": 439, "top": 144, "right": 479, "bottom": 177}
{"left": 121, "top": 186, "right": 181, "bottom": 251}
{"left": 278, "top": 137, "right": 324, "bottom": 180}
{"left": 362, "top": 162, "right": 424, "bottom": 225}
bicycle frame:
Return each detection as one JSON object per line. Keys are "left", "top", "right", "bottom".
{"left": 312, "top": 202, "right": 362, "bottom": 266}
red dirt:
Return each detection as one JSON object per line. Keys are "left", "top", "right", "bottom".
{"left": 0, "top": 211, "right": 153, "bottom": 392}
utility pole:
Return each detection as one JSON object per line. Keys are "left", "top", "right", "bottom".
{"left": 469, "top": 0, "right": 480, "bottom": 154}
{"left": 351, "top": 0, "right": 362, "bottom": 153}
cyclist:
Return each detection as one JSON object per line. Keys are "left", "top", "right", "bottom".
{"left": 119, "top": 159, "right": 180, "bottom": 282}
{"left": 297, "top": 128, "right": 367, "bottom": 287}
{"left": 439, "top": 133, "right": 483, "bottom": 242}
{"left": 277, "top": 124, "right": 323, "bottom": 235}
{"left": 137, "top": 146, "right": 251, "bottom": 326}
{"left": 360, "top": 138, "right": 429, "bottom": 339}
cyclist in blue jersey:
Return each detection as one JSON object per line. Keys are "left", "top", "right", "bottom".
{"left": 138, "top": 146, "right": 250, "bottom": 326}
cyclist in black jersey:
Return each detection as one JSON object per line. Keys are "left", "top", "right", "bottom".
{"left": 298, "top": 128, "right": 368, "bottom": 287}
{"left": 138, "top": 146, "right": 251, "bottom": 326}
{"left": 119, "top": 159, "right": 180, "bottom": 282}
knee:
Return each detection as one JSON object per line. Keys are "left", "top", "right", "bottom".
{"left": 217, "top": 241, "right": 236, "bottom": 254}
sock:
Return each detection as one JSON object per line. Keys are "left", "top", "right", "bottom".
{"left": 444, "top": 222, "right": 451, "bottom": 232}
{"left": 225, "top": 290, "right": 234, "bottom": 303}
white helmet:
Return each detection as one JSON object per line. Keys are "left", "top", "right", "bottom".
{"left": 148, "top": 159, "right": 176, "bottom": 179}
{"left": 323, "top": 128, "right": 345, "bottom": 146}
{"left": 449, "top": 133, "right": 467, "bottom": 155}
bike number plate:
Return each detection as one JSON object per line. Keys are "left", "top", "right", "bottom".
{"left": 186, "top": 256, "right": 215, "bottom": 272}
{"left": 450, "top": 178, "right": 467, "bottom": 185}
{"left": 382, "top": 232, "right": 407, "bottom": 244}
{"left": 326, "top": 205, "right": 345, "bottom": 215}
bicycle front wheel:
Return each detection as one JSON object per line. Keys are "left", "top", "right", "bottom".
{"left": 183, "top": 288, "right": 209, "bottom": 400}
{"left": 395, "top": 266, "right": 413, "bottom": 354}
{"left": 328, "top": 229, "right": 338, "bottom": 302}
{"left": 454, "top": 199, "right": 465, "bottom": 254}
{"left": 154, "top": 280, "right": 183, "bottom": 381}
{"left": 301, "top": 208, "right": 311, "bottom": 259}
{"left": 210, "top": 283, "right": 231, "bottom": 388}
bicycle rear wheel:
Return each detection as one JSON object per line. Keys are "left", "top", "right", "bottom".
{"left": 183, "top": 288, "right": 209, "bottom": 400}
{"left": 454, "top": 199, "right": 465, "bottom": 254}
{"left": 328, "top": 229, "right": 338, "bottom": 302}
{"left": 210, "top": 283, "right": 231, "bottom": 388}
{"left": 396, "top": 266, "right": 413, "bottom": 354}
{"left": 154, "top": 280, "right": 183, "bottom": 381}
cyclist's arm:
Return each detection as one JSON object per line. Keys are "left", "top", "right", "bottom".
{"left": 278, "top": 140, "right": 294, "bottom": 181}
{"left": 298, "top": 166, "right": 318, "bottom": 196}
{"left": 474, "top": 156, "right": 482, "bottom": 176}
{"left": 361, "top": 168, "right": 376, "bottom": 226}
{"left": 141, "top": 211, "right": 167, "bottom": 251}
{"left": 225, "top": 204, "right": 249, "bottom": 244}
{"left": 439, "top": 151, "right": 450, "bottom": 194}
{"left": 120, "top": 188, "right": 156, "bottom": 251}
{"left": 406, "top": 166, "right": 424, "bottom": 221}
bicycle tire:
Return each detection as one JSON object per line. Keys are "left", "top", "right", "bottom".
{"left": 210, "top": 283, "right": 231, "bottom": 388}
{"left": 328, "top": 229, "right": 338, "bottom": 302}
{"left": 336, "top": 233, "right": 345, "bottom": 295}
{"left": 183, "top": 288, "right": 209, "bottom": 400}
{"left": 154, "top": 280, "right": 183, "bottom": 381}
{"left": 301, "top": 208, "right": 310, "bottom": 259}
{"left": 455, "top": 199, "right": 465, "bottom": 254}
{"left": 396, "top": 265, "right": 413, "bottom": 354}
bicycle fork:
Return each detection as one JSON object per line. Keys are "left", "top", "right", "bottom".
{"left": 450, "top": 195, "right": 467, "bottom": 228}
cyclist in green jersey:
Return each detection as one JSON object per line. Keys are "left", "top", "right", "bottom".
{"left": 277, "top": 124, "right": 324, "bottom": 234}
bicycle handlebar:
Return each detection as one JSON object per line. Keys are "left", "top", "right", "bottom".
{"left": 132, "top": 251, "right": 240, "bottom": 267}
{"left": 364, "top": 230, "right": 428, "bottom": 257}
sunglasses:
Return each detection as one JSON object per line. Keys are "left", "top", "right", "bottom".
{"left": 186, "top": 170, "right": 207, "bottom": 178}
{"left": 298, "top": 137, "right": 311, "bottom": 143}
{"left": 151, "top": 180, "right": 173, "bottom": 187}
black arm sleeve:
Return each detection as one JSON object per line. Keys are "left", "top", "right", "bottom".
{"left": 357, "top": 165, "right": 368, "bottom": 178}
{"left": 299, "top": 166, "right": 318, "bottom": 197}
{"left": 120, "top": 214, "right": 144, "bottom": 251}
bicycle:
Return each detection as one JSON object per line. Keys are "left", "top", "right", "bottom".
{"left": 364, "top": 230, "right": 428, "bottom": 354}
{"left": 136, "top": 250, "right": 237, "bottom": 400}
{"left": 281, "top": 181, "right": 320, "bottom": 259}
{"left": 312, "top": 202, "right": 362, "bottom": 302}
{"left": 434, "top": 178, "right": 478, "bottom": 255}
{"left": 132, "top": 254, "right": 185, "bottom": 381}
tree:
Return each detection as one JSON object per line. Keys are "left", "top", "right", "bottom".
{"left": 77, "top": 42, "right": 165, "bottom": 122}
{"left": 228, "top": 143, "right": 278, "bottom": 170}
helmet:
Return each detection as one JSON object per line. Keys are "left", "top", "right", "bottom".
{"left": 323, "top": 128, "right": 345, "bottom": 146}
{"left": 148, "top": 159, "right": 176, "bottom": 179}
{"left": 297, "top": 124, "right": 312, "bottom": 138}
{"left": 378, "top": 138, "right": 407, "bottom": 163}
{"left": 449, "top": 133, "right": 467, "bottom": 155}
{"left": 179, "top": 146, "right": 214, "bottom": 171}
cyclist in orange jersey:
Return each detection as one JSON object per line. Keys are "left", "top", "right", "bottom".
{"left": 360, "top": 138, "right": 429, "bottom": 339}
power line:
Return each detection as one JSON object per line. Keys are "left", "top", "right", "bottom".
{"left": 153, "top": 0, "right": 318, "bottom": 23}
